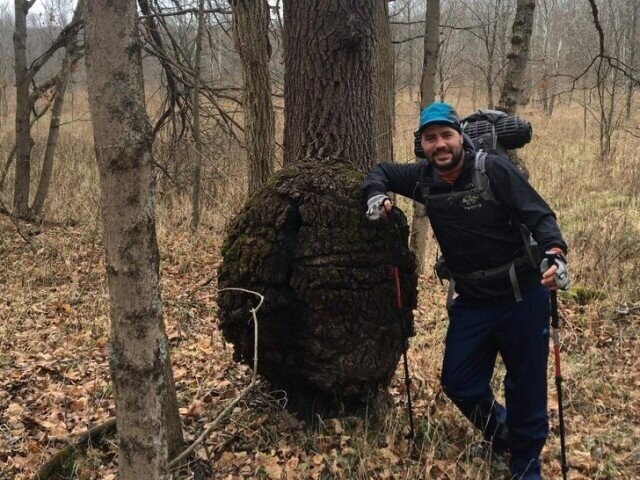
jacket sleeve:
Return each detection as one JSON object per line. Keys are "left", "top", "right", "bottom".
{"left": 361, "top": 161, "right": 426, "bottom": 203}
{"left": 487, "top": 156, "right": 568, "bottom": 253}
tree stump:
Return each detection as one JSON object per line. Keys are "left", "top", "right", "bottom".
{"left": 217, "top": 159, "right": 417, "bottom": 415}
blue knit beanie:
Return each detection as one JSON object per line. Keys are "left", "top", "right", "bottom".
{"left": 418, "top": 102, "right": 461, "bottom": 133}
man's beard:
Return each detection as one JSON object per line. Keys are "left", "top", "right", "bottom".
{"left": 430, "top": 145, "right": 464, "bottom": 172}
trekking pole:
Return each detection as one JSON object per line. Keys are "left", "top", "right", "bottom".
{"left": 550, "top": 289, "right": 569, "bottom": 480}
{"left": 389, "top": 208, "right": 415, "bottom": 443}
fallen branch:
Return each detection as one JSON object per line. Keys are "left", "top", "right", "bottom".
{"left": 168, "top": 288, "right": 263, "bottom": 469}
{"left": 32, "top": 418, "right": 117, "bottom": 480}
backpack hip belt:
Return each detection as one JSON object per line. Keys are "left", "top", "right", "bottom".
{"left": 445, "top": 255, "right": 530, "bottom": 306}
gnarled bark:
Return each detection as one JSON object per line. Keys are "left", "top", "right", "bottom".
{"left": 218, "top": 161, "right": 416, "bottom": 414}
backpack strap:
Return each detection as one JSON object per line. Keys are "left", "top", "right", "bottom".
{"left": 473, "top": 152, "right": 499, "bottom": 205}
{"left": 419, "top": 162, "right": 440, "bottom": 210}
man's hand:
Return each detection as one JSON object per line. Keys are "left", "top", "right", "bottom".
{"left": 540, "top": 249, "right": 570, "bottom": 291}
{"left": 366, "top": 194, "right": 394, "bottom": 221}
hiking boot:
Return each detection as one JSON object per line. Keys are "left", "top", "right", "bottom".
{"left": 490, "top": 422, "right": 510, "bottom": 455}
{"left": 469, "top": 440, "right": 508, "bottom": 460}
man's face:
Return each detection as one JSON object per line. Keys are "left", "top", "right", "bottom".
{"left": 420, "top": 124, "right": 464, "bottom": 171}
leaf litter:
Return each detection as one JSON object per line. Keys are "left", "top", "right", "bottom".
{"left": 1, "top": 214, "right": 639, "bottom": 479}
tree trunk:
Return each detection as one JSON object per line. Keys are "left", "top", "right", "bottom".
{"left": 283, "top": 1, "right": 377, "bottom": 168}
{"left": 232, "top": 0, "right": 275, "bottom": 194}
{"left": 487, "top": 64, "right": 494, "bottom": 109}
{"left": 190, "top": 0, "right": 205, "bottom": 232}
{"left": 411, "top": 0, "right": 440, "bottom": 273}
{"left": 13, "top": 0, "right": 33, "bottom": 218}
{"left": 30, "top": 0, "right": 85, "bottom": 219}
{"left": 374, "top": 0, "right": 394, "bottom": 163}
{"left": 218, "top": 0, "right": 417, "bottom": 417}
{"left": 85, "top": 1, "right": 182, "bottom": 477}
{"left": 498, "top": 0, "right": 536, "bottom": 115}
{"left": 419, "top": 0, "right": 439, "bottom": 108}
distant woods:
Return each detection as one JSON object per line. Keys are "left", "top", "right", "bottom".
{"left": 0, "top": 0, "right": 638, "bottom": 223}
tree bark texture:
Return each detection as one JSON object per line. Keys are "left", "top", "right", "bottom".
{"left": 85, "top": 1, "right": 182, "bottom": 477}
{"left": 282, "top": 0, "right": 377, "bottom": 169}
{"left": 218, "top": 0, "right": 417, "bottom": 415}
{"left": 13, "top": 0, "right": 33, "bottom": 217}
{"left": 411, "top": 0, "right": 440, "bottom": 273}
{"left": 232, "top": 0, "right": 275, "bottom": 195}
{"left": 374, "top": 0, "right": 394, "bottom": 163}
{"left": 31, "top": 0, "right": 85, "bottom": 218}
{"left": 498, "top": 0, "right": 536, "bottom": 115}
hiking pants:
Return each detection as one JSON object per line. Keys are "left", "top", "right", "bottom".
{"left": 441, "top": 285, "right": 550, "bottom": 479}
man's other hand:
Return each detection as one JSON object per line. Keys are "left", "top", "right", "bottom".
{"left": 366, "top": 195, "right": 394, "bottom": 221}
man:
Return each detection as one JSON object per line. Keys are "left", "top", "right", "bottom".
{"left": 362, "top": 102, "right": 569, "bottom": 480}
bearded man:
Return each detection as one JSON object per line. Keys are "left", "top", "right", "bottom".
{"left": 362, "top": 102, "right": 570, "bottom": 480}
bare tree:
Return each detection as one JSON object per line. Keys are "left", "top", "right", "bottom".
{"left": 582, "top": 0, "right": 636, "bottom": 159}
{"left": 85, "top": 0, "right": 183, "bottom": 477}
{"left": 12, "top": 0, "right": 83, "bottom": 218}
{"left": 410, "top": 0, "right": 439, "bottom": 273}
{"left": 13, "top": 0, "right": 34, "bottom": 218}
{"left": 534, "top": 0, "right": 566, "bottom": 116}
{"left": 0, "top": 2, "right": 9, "bottom": 122}
{"left": 374, "top": 0, "right": 395, "bottom": 163}
{"left": 437, "top": 3, "right": 467, "bottom": 102}
{"left": 624, "top": 0, "right": 638, "bottom": 118}
{"left": 498, "top": 0, "right": 536, "bottom": 114}
{"left": 232, "top": 0, "right": 275, "bottom": 195}
{"left": 190, "top": 0, "right": 205, "bottom": 232}
{"left": 30, "top": 0, "right": 85, "bottom": 218}
{"left": 461, "top": 0, "right": 514, "bottom": 108}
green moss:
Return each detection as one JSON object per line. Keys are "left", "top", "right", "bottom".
{"left": 561, "top": 284, "right": 607, "bottom": 305}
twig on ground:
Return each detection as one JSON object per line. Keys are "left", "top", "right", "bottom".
{"left": 616, "top": 304, "right": 640, "bottom": 316}
{"left": 168, "top": 287, "right": 264, "bottom": 469}
{"left": 32, "top": 418, "right": 117, "bottom": 480}
{"left": 0, "top": 197, "right": 36, "bottom": 250}
{"left": 188, "top": 274, "right": 216, "bottom": 296}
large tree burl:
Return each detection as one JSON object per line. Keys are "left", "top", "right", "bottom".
{"left": 217, "top": 159, "right": 417, "bottom": 412}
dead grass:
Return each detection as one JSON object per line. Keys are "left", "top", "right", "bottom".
{"left": 1, "top": 91, "right": 639, "bottom": 479}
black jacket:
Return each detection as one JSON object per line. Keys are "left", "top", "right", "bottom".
{"left": 362, "top": 146, "right": 568, "bottom": 302}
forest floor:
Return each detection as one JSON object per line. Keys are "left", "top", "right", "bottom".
{"left": 1, "top": 211, "right": 639, "bottom": 480}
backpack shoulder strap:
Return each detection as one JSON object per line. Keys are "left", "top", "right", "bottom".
{"left": 473, "top": 152, "right": 499, "bottom": 205}
{"left": 418, "top": 161, "right": 437, "bottom": 208}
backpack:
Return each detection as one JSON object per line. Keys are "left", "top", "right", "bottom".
{"left": 460, "top": 108, "right": 532, "bottom": 158}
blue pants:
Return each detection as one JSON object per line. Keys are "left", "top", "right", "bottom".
{"left": 441, "top": 285, "right": 550, "bottom": 479}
